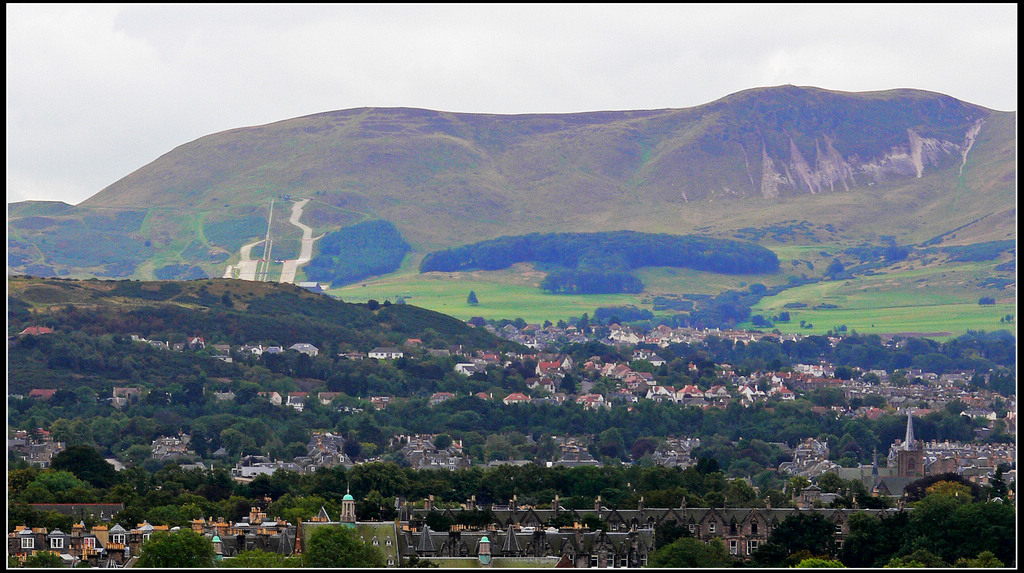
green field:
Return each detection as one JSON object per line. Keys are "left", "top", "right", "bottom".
{"left": 331, "top": 266, "right": 641, "bottom": 324}
{"left": 746, "top": 257, "right": 1016, "bottom": 339}
{"left": 324, "top": 244, "right": 1015, "bottom": 339}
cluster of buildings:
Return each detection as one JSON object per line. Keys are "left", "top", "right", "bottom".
{"left": 8, "top": 429, "right": 64, "bottom": 469}
{"left": 12, "top": 489, "right": 914, "bottom": 568}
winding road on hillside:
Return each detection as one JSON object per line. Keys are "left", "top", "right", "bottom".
{"left": 223, "top": 239, "right": 267, "bottom": 280}
{"left": 278, "top": 198, "right": 323, "bottom": 284}
{"left": 223, "top": 197, "right": 321, "bottom": 283}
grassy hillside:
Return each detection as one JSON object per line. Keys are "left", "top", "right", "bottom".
{"left": 8, "top": 86, "right": 1015, "bottom": 336}
{"left": 6, "top": 276, "right": 515, "bottom": 353}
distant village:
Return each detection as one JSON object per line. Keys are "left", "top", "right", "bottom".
{"left": 12, "top": 322, "right": 1015, "bottom": 491}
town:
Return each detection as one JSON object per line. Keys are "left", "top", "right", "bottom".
{"left": 8, "top": 317, "right": 1015, "bottom": 567}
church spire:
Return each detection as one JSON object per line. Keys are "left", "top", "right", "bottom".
{"left": 904, "top": 410, "right": 916, "bottom": 450}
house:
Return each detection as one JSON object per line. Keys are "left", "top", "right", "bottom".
{"left": 318, "top": 392, "right": 342, "bottom": 405}
{"left": 428, "top": 392, "right": 456, "bottom": 407}
{"left": 111, "top": 387, "right": 144, "bottom": 409}
{"left": 576, "top": 394, "right": 608, "bottom": 410}
{"left": 646, "top": 386, "right": 676, "bottom": 402}
{"left": 369, "top": 347, "right": 404, "bottom": 360}
{"left": 454, "top": 363, "right": 483, "bottom": 376}
{"left": 187, "top": 336, "right": 205, "bottom": 350}
{"left": 502, "top": 393, "right": 532, "bottom": 405}
{"left": 258, "top": 391, "right": 283, "bottom": 406}
{"left": 213, "top": 390, "right": 236, "bottom": 402}
{"left": 536, "top": 361, "right": 564, "bottom": 378}
{"left": 705, "top": 385, "right": 731, "bottom": 401}
{"left": 297, "top": 281, "right": 326, "bottom": 293}
{"left": 370, "top": 396, "right": 392, "bottom": 410}
{"left": 289, "top": 343, "right": 319, "bottom": 357}
{"left": 286, "top": 392, "right": 308, "bottom": 412}
{"left": 28, "top": 389, "right": 58, "bottom": 400}
{"left": 776, "top": 386, "right": 796, "bottom": 401}
{"left": 263, "top": 346, "right": 285, "bottom": 355}
{"left": 19, "top": 326, "right": 54, "bottom": 336}
{"left": 151, "top": 434, "right": 194, "bottom": 461}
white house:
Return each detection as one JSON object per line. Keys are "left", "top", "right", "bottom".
{"left": 368, "top": 347, "right": 404, "bottom": 360}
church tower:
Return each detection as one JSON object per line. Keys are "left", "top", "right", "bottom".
{"left": 895, "top": 410, "right": 924, "bottom": 478}
{"left": 340, "top": 484, "right": 357, "bottom": 525}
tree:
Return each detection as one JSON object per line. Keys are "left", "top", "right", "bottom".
{"left": 796, "top": 557, "right": 845, "bottom": 567}
{"left": 49, "top": 444, "right": 118, "bottom": 489}
{"left": 467, "top": 291, "right": 479, "bottom": 305}
{"left": 302, "top": 525, "right": 386, "bottom": 568}
{"left": 763, "top": 512, "right": 836, "bottom": 562}
{"left": 24, "top": 551, "right": 65, "bottom": 568}
{"left": 649, "top": 537, "right": 733, "bottom": 568}
{"left": 954, "top": 550, "right": 1004, "bottom": 568}
{"left": 135, "top": 529, "right": 215, "bottom": 568}
{"left": 885, "top": 548, "right": 946, "bottom": 568}
{"left": 826, "top": 258, "right": 845, "bottom": 277}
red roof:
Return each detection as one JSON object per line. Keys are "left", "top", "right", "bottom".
{"left": 29, "top": 389, "right": 58, "bottom": 399}
{"left": 20, "top": 326, "right": 54, "bottom": 335}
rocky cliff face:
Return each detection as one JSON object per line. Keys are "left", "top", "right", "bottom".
{"left": 756, "top": 119, "right": 984, "bottom": 197}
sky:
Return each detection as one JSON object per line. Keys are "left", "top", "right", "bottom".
{"left": 6, "top": 3, "right": 1018, "bottom": 206}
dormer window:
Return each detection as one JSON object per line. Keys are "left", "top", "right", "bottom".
{"left": 21, "top": 537, "right": 34, "bottom": 549}
{"left": 111, "top": 533, "right": 126, "bottom": 545}
{"left": 751, "top": 521, "right": 758, "bottom": 535}
{"left": 50, "top": 537, "right": 64, "bottom": 549}
{"left": 709, "top": 522, "right": 716, "bottom": 534}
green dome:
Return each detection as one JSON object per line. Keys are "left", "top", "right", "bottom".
{"left": 480, "top": 536, "right": 489, "bottom": 544}
{"left": 343, "top": 493, "right": 354, "bottom": 501}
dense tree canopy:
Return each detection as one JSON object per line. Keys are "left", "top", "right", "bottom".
{"left": 302, "top": 525, "right": 386, "bottom": 568}
{"left": 135, "top": 529, "right": 216, "bottom": 568}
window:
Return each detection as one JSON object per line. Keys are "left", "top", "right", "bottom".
{"left": 836, "top": 540, "right": 844, "bottom": 551}
{"left": 142, "top": 533, "right": 151, "bottom": 541}
{"left": 21, "top": 537, "right": 34, "bottom": 549}
{"left": 372, "top": 537, "right": 379, "bottom": 546}
{"left": 748, "top": 540, "right": 759, "bottom": 554}
{"left": 84, "top": 538, "right": 96, "bottom": 549}
{"left": 386, "top": 538, "right": 393, "bottom": 546}
{"left": 591, "top": 555, "right": 599, "bottom": 567}
{"left": 688, "top": 522, "right": 695, "bottom": 533}
{"left": 709, "top": 522, "right": 716, "bottom": 534}
{"left": 51, "top": 537, "right": 64, "bottom": 549}
{"left": 751, "top": 521, "right": 758, "bottom": 535}
{"left": 834, "top": 523, "right": 843, "bottom": 534}
{"left": 111, "top": 534, "right": 125, "bottom": 545}
{"left": 730, "top": 540, "right": 738, "bottom": 554}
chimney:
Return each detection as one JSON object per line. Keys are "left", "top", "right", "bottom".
{"left": 638, "top": 496, "right": 644, "bottom": 512}
{"left": 594, "top": 495, "right": 602, "bottom": 513}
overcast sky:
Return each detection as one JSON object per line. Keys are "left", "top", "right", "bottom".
{"left": 6, "top": 3, "right": 1017, "bottom": 206}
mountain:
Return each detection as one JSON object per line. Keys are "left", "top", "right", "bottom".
{"left": 8, "top": 85, "right": 1015, "bottom": 285}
